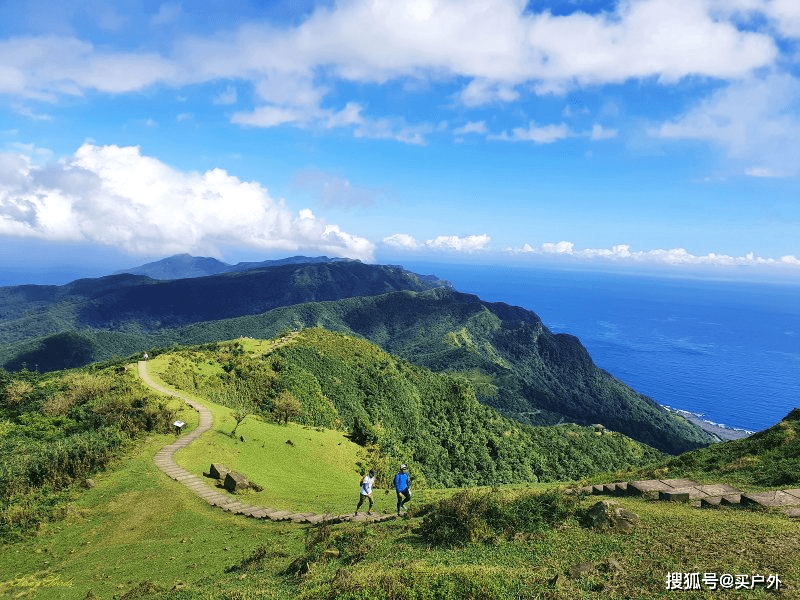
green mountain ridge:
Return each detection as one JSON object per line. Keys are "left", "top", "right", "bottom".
{"left": 0, "top": 260, "right": 712, "bottom": 454}
{"left": 111, "top": 253, "right": 357, "bottom": 280}
{"left": 0, "top": 261, "right": 448, "bottom": 344}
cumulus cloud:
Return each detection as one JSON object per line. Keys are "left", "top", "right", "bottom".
{"left": 589, "top": 124, "right": 618, "bottom": 141}
{"left": 490, "top": 122, "right": 571, "bottom": 143}
{"left": 425, "top": 234, "right": 491, "bottom": 252}
{"left": 457, "top": 79, "right": 520, "bottom": 107}
{"left": 0, "top": 36, "right": 178, "bottom": 99}
{"left": 382, "top": 233, "right": 491, "bottom": 252}
{"left": 383, "top": 233, "right": 420, "bottom": 250}
{"left": 0, "top": 0, "right": 783, "bottom": 142}
{"left": 509, "top": 241, "right": 800, "bottom": 268}
{"left": 653, "top": 72, "right": 800, "bottom": 176}
{"left": 453, "top": 121, "right": 488, "bottom": 136}
{"left": 0, "top": 144, "right": 374, "bottom": 260}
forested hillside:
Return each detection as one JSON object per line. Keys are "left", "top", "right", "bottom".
{"left": 1, "top": 287, "right": 712, "bottom": 453}
{"left": 0, "top": 260, "right": 448, "bottom": 347}
{"left": 0, "top": 260, "right": 713, "bottom": 454}
{"left": 156, "top": 330, "right": 664, "bottom": 487}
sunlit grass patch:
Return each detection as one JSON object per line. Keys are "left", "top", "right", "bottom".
{"left": 144, "top": 355, "right": 374, "bottom": 515}
{"left": 0, "top": 433, "right": 304, "bottom": 600}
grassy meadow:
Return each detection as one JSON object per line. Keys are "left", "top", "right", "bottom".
{"left": 2, "top": 334, "right": 799, "bottom": 599}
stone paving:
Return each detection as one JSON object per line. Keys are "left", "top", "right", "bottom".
{"left": 138, "top": 360, "right": 395, "bottom": 526}
{"left": 566, "top": 478, "right": 800, "bottom": 518}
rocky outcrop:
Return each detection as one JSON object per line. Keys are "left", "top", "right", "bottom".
{"left": 584, "top": 500, "right": 640, "bottom": 533}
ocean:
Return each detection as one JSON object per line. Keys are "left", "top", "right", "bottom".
{"left": 403, "top": 262, "right": 800, "bottom": 434}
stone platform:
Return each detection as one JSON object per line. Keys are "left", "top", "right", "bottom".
{"left": 566, "top": 478, "right": 800, "bottom": 518}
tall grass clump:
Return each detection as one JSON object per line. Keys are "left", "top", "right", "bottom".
{"left": 0, "top": 366, "right": 176, "bottom": 539}
{"left": 416, "top": 488, "right": 579, "bottom": 547}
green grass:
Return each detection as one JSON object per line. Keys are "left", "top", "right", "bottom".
{"left": 0, "top": 432, "right": 304, "bottom": 600}
{"left": 145, "top": 354, "right": 383, "bottom": 516}
{"left": 2, "top": 343, "right": 798, "bottom": 599}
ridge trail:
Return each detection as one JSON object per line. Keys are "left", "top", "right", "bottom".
{"left": 137, "top": 359, "right": 395, "bottom": 525}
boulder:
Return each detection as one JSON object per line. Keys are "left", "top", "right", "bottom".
{"left": 224, "top": 471, "right": 250, "bottom": 493}
{"left": 209, "top": 463, "right": 230, "bottom": 480}
{"left": 584, "top": 500, "right": 640, "bottom": 533}
{"left": 568, "top": 562, "right": 595, "bottom": 579}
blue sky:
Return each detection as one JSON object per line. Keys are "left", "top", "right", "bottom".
{"left": 2, "top": 0, "right": 800, "bottom": 284}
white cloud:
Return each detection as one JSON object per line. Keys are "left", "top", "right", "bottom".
{"left": 0, "top": 0, "right": 783, "bottom": 141}
{"left": 509, "top": 241, "right": 800, "bottom": 268}
{"left": 0, "top": 144, "right": 374, "bottom": 260}
{"left": 425, "top": 234, "right": 491, "bottom": 252}
{"left": 541, "top": 241, "right": 575, "bottom": 254}
{"left": 589, "top": 124, "right": 618, "bottom": 141}
{"left": 383, "top": 233, "right": 491, "bottom": 252}
{"left": 383, "top": 233, "right": 420, "bottom": 250}
{"left": 231, "top": 100, "right": 430, "bottom": 144}
{"left": 491, "top": 122, "right": 571, "bottom": 143}
{"left": 0, "top": 36, "right": 178, "bottom": 99}
{"left": 654, "top": 72, "right": 800, "bottom": 176}
{"left": 458, "top": 79, "right": 520, "bottom": 107}
{"left": 453, "top": 121, "right": 487, "bottom": 135}
{"left": 231, "top": 105, "right": 307, "bottom": 128}
{"left": 12, "top": 104, "right": 53, "bottom": 122}
{"left": 712, "top": 0, "right": 800, "bottom": 39}
{"left": 745, "top": 166, "right": 780, "bottom": 178}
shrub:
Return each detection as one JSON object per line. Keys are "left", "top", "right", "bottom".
{"left": 416, "top": 488, "right": 578, "bottom": 547}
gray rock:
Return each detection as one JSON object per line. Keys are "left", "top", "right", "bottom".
{"left": 568, "top": 562, "right": 595, "bottom": 579}
{"left": 224, "top": 471, "right": 250, "bottom": 493}
{"left": 209, "top": 463, "right": 230, "bottom": 480}
{"left": 585, "top": 500, "right": 640, "bottom": 533}
{"left": 82, "top": 479, "right": 96, "bottom": 489}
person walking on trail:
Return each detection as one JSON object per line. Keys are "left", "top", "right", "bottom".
{"left": 355, "top": 469, "right": 376, "bottom": 516}
{"left": 394, "top": 464, "right": 411, "bottom": 514}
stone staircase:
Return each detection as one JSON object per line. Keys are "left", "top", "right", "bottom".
{"left": 566, "top": 478, "right": 800, "bottom": 518}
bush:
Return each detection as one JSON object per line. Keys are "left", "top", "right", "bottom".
{"left": 416, "top": 488, "right": 578, "bottom": 547}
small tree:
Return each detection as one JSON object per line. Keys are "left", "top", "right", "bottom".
{"left": 215, "top": 378, "right": 260, "bottom": 438}
{"left": 272, "top": 390, "right": 301, "bottom": 425}
{"left": 230, "top": 397, "right": 257, "bottom": 437}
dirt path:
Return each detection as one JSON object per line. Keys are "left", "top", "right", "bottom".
{"left": 137, "top": 360, "right": 394, "bottom": 525}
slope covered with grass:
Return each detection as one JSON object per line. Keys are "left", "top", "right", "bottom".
{"left": 655, "top": 407, "right": 800, "bottom": 489}
{"left": 1, "top": 333, "right": 798, "bottom": 599}
{"left": 151, "top": 330, "right": 664, "bottom": 489}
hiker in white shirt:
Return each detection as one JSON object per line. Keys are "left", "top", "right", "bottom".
{"left": 355, "top": 468, "right": 376, "bottom": 516}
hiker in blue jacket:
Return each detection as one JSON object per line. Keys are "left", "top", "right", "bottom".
{"left": 394, "top": 463, "right": 411, "bottom": 514}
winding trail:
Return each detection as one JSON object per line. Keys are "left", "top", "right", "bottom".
{"left": 138, "top": 360, "right": 395, "bottom": 525}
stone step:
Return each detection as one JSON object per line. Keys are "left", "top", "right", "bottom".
{"left": 740, "top": 490, "right": 800, "bottom": 509}
{"left": 265, "top": 511, "right": 293, "bottom": 521}
{"left": 628, "top": 480, "right": 672, "bottom": 498}
{"left": 720, "top": 494, "right": 742, "bottom": 507}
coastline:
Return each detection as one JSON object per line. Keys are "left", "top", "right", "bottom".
{"left": 664, "top": 406, "right": 754, "bottom": 442}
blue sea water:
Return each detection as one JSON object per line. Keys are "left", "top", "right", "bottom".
{"left": 403, "top": 262, "right": 800, "bottom": 433}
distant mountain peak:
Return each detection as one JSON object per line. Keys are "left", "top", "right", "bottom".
{"left": 113, "top": 254, "right": 355, "bottom": 280}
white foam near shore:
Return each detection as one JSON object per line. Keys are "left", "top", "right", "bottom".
{"left": 662, "top": 405, "right": 755, "bottom": 442}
